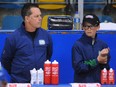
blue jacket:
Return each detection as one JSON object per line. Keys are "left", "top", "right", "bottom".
{"left": 1, "top": 24, "right": 53, "bottom": 83}
{"left": 72, "top": 33, "right": 110, "bottom": 83}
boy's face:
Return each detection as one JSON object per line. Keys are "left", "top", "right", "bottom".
{"left": 82, "top": 22, "right": 100, "bottom": 38}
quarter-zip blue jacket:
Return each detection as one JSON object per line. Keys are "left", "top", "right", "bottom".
{"left": 1, "top": 24, "right": 53, "bottom": 83}
{"left": 72, "top": 33, "right": 110, "bottom": 83}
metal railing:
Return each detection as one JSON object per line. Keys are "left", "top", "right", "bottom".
{"left": 0, "top": 1, "right": 110, "bottom": 5}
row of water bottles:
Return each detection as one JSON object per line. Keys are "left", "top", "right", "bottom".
{"left": 30, "top": 60, "right": 59, "bottom": 85}
{"left": 101, "top": 68, "right": 115, "bottom": 84}
{"left": 73, "top": 11, "right": 80, "bottom": 30}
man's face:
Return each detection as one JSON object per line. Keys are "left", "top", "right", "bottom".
{"left": 83, "top": 22, "right": 100, "bottom": 38}
{"left": 26, "top": 7, "right": 42, "bottom": 29}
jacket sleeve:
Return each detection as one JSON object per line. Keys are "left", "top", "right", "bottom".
{"left": 47, "top": 34, "right": 53, "bottom": 60}
{"left": 100, "top": 45, "right": 111, "bottom": 70}
{"left": 1, "top": 37, "right": 16, "bottom": 74}
{"left": 72, "top": 44, "right": 99, "bottom": 74}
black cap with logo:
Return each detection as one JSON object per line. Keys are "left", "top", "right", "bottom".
{"left": 82, "top": 14, "right": 100, "bottom": 26}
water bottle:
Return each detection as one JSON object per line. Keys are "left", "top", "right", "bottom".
{"left": 51, "top": 60, "right": 59, "bottom": 85}
{"left": 37, "top": 68, "right": 44, "bottom": 85}
{"left": 101, "top": 68, "right": 108, "bottom": 84}
{"left": 0, "top": 62, "right": 7, "bottom": 87}
{"left": 30, "top": 68, "right": 37, "bottom": 84}
{"left": 108, "top": 68, "right": 115, "bottom": 84}
{"left": 0, "top": 62, "right": 4, "bottom": 80}
{"left": 73, "top": 11, "right": 80, "bottom": 30}
{"left": 44, "top": 60, "right": 51, "bottom": 84}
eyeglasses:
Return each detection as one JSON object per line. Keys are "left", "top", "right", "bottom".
{"left": 83, "top": 25, "right": 97, "bottom": 30}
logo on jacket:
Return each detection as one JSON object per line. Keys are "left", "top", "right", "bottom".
{"left": 39, "top": 40, "right": 45, "bottom": 45}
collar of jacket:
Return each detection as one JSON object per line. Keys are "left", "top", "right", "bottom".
{"left": 19, "top": 22, "right": 40, "bottom": 35}
{"left": 81, "top": 33, "right": 98, "bottom": 45}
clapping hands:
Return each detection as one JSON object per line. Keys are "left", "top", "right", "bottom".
{"left": 97, "top": 48, "right": 110, "bottom": 64}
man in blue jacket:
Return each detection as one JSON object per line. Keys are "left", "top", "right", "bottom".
{"left": 1, "top": 3, "right": 53, "bottom": 83}
{"left": 72, "top": 14, "right": 110, "bottom": 83}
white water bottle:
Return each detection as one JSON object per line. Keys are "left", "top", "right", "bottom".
{"left": 37, "top": 68, "right": 44, "bottom": 85}
{"left": 30, "top": 68, "right": 37, "bottom": 84}
{"left": 73, "top": 11, "right": 80, "bottom": 30}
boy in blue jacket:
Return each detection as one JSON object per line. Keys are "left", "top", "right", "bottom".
{"left": 72, "top": 14, "right": 110, "bottom": 83}
{"left": 1, "top": 3, "right": 53, "bottom": 83}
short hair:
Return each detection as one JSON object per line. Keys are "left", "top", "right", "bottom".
{"left": 21, "top": 3, "right": 39, "bottom": 20}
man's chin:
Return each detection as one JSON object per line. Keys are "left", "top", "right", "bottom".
{"left": 36, "top": 26, "right": 41, "bottom": 29}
